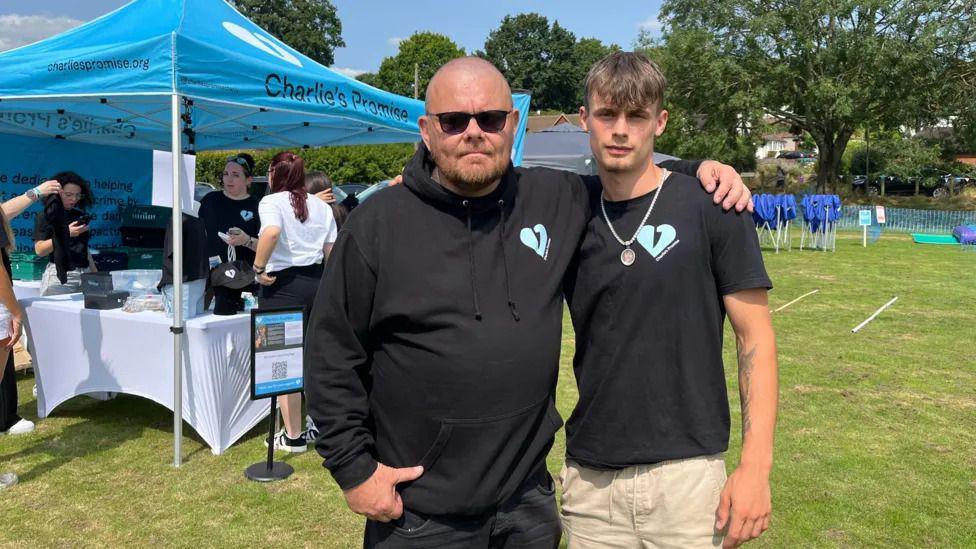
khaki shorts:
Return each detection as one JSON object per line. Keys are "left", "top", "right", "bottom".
{"left": 560, "top": 455, "right": 727, "bottom": 549}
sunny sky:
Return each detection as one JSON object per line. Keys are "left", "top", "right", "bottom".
{"left": 0, "top": 0, "right": 665, "bottom": 77}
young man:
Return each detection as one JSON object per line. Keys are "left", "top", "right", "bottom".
{"left": 305, "top": 57, "right": 751, "bottom": 549}
{"left": 561, "top": 52, "right": 778, "bottom": 548}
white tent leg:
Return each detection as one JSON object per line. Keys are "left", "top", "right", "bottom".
{"left": 171, "top": 93, "right": 185, "bottom": 467}
{"left": 774, "top": 208, "right": 781, "bottom": 253}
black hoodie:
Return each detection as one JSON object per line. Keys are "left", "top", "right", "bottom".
{"left": 306, "top": 145, "right": 703, "bottom": 516}
{"left": 306, "top": 144, "right": 590, "bottom": 516}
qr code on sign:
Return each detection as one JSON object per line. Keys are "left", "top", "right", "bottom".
{"left": 271, "top": 362, "right": 288, "bottom": 380}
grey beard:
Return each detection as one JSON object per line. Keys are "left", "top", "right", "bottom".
{"left": 434, "top": 159, "right": 507, "bottom": 195}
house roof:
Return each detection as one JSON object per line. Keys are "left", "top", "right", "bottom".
{"left": 527, "top": 113, "right": 581, "bottom": 132}
{"left": 761, "top": 132, "right": 800, "bottom": 141}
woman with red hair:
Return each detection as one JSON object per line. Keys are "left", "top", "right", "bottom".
{"left": 253, "top": 151, "right": 338, "bottom": 452}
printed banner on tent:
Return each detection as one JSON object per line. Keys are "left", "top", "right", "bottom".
{"left": 0, "top": 133, "right": 152, "bottom": 252}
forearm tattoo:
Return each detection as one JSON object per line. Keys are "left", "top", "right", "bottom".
{"left": 737, "top": 342, "right": 757, "bottom": 436}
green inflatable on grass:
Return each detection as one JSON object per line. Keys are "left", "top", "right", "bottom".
{"left": 911, "top": 234, "right": 959, "bottom": 245}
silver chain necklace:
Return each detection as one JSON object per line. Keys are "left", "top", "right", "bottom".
{"left": 600, "top": 168, "right": 669, "bottom": 266}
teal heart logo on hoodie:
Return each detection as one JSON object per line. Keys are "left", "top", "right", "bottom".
{"left": 636, "top": 224, "right": 677, "bottom": 259}
{"left": 519, "top": 224, "right": 549, "bottom": 259}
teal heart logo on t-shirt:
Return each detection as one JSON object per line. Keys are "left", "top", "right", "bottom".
{"left": 636, "top": 224, "right": 677, "bottom": 258}
{"left": 519, "top": 224, "right": 549, "bottom": 259}
{"left": 241, "top": 210, "right": 254, "bottom": 221}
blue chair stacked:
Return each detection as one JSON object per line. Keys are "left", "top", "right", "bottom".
{"left": 750, "top": 194, "right": 798, "bottom": 252}
{"left": 799, "top": 194, "right": 843, "bottom": 251}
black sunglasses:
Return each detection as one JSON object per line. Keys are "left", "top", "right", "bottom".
{"left": 428, "top": 110, "right": 510, "bottom": 135}
{"left": 225, "top": 155, "right": 252, "bottom": 176}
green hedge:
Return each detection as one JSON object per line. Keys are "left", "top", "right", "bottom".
{"left": 196, "top": 143, "right": 417, "bottom": 187}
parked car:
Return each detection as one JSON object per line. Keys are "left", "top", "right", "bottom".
{"left": 852, "top": 170, "right": 968, "bottom": 198}
{"left": 194, "top": 182, "right": 216, "bottom": 201}
{"left": 936, "top": 173, "right": 975, "bottom": 198}
{"left": 335, "top": 183, "right": 369, "bottom": 197}
{"left": 852, "top": 174, "right": 922, "bottom": 196}
{"left": 777, "top": 151, "right": 817, "bottom": 160}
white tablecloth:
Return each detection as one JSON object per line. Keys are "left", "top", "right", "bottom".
{"left": 20, "top": 294, "right": 269, "bottom": 454}
{"left": 13, "top": 280, "right": 41, "bottom": 300}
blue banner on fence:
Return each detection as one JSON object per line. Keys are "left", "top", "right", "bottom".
{"left": 0, "top": 133, "right": 153, "bottom": 252}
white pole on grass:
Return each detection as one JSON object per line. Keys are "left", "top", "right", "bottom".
{"left": 823, "top": 205, "right": 829, "bottom": 252}
{"left": 852, "top": 296, "right": 898, "bottom": 333}
{"left": 170, "top": 93, "right": 185, "bottom": 467}
{"left": 771, "top": 289, "right": 820, "bottom": 313}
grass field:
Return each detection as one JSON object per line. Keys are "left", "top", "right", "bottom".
{"left": 2, "top": 232, "right": 975, "bottom": 548}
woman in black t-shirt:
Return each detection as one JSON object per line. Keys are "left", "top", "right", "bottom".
{"left": 197, "top": 153, "right": 261, "bottom": 266}
{"left": 33, "top": 171, "right": 96, "bottom": 296}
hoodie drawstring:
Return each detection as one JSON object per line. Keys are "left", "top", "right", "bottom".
{"left": 462, "top": 200, "right": 483, "bottom": 320}
{"left": 497, "top": 200, "right": 520, "bottom": 322}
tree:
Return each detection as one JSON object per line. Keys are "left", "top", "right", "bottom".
{"left": 369, "top": 33, "right": 465, "bottom": 98}
{"left": 356, "top": 72, "right": 379, "bottom": 87}
{"left": 196, "top": 144, "right": 413, "bottom": 187}
{"left": 481, "top": 14, "right": 580, "bottom": 112}
{"left": 659, "top": 0, "right": 976, "bottom": 191}
{"left": 638, "top": 31, "right": 763, "bottom": 171}
{"left": 571, "top": 38, "right": 621, "bottom": 108}
{"left": 232, "top": 0, "right": 344, "bottom": 67}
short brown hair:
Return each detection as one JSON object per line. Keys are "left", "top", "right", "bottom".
{"left": 584, "top": 51, "right": 666, "bottom": 112}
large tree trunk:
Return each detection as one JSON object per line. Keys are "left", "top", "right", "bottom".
{"left": 812, "top": 128, "right": 853, "bottom": 193}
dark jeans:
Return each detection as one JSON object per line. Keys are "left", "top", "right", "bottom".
{"left": 364, "top": 468, "right": 560, "bottom": 549}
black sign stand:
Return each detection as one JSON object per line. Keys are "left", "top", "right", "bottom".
{"left": 244, "top": 306, "right": 306, "bottom": 483}
{"left": 245, "top": 395, "right": 294, "bottom": 482}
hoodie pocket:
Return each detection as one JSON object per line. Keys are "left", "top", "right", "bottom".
{"left": 410, "top": 397, "right": 562, "bottom": 515}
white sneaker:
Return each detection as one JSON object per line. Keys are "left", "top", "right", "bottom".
{"left": 32, "top": 384, "right": 37, "bottom": 397}
{"left": 305, "top": 415, "right": 320, "bottom": 443}
{"left": 263, "top": 429, "right": 307, "bottom": 453}
{"left": 0, "top": 472, "right": 17, "bottom": 489}
{"left": 5, "top": 418, "right": 35, "bottom": 435}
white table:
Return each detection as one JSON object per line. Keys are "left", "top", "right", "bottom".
{"left": 20, "top": 294, "right": 269, "bottom": 454}
{"left": 13, "top": 280, "right": 41, "bottom": 300}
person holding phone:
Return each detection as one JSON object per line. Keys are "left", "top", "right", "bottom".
{"left": 198, "top": 153, "right": 261, "bottom": 268}
{"left": 33, "top": 171, "right": 97, "bottom": 296}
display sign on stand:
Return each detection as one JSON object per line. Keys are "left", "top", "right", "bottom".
{"left": 245, "top": 306, "right": 306, "bottom": 482}
{"left": 859, "top": 209, "right": 872, "bottom": 247}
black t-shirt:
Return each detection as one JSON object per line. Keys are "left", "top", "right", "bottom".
{"left": 564, "top": 172, "right": 772, "bottom": 469}
{"left": 158, "top": 214, "right": 211, "bottom": 288}
{"left": 33, "top": 208, "right": 91, "bottom": 269}
{"left": 197, "top": 191, "right": 261, "bottom": 264}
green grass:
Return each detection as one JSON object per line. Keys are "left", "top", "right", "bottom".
{"left": 3, "top": 233, "right": 975, "bottom": 547}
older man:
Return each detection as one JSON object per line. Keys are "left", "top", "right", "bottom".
{"left": 305, "top": 57, "right": 748, "bottom": 548}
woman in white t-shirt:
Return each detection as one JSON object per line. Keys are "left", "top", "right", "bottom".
{"left": 253, "top": 151, "right": 338, "bottom": 453}
{"left": 0, "top": 211, "right": 25, "bottom": 488}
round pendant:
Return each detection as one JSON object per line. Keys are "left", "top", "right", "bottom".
{"left": 620, "top": 247, "right": 636, "bottom": 266}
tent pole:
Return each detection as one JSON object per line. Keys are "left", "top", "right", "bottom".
{"left": 171, "top": 93, "right": 185, "bottom": 468}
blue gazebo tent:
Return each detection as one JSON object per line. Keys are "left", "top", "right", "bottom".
{"left": 0, "top": 0, "right": 529, "bottom": 465}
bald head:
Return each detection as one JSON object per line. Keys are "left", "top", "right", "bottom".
{"left": 425, "top": 57, "right": 513, "bottom": 112}
{"left": 418, "top": 57, "right": 519, "bottom": 197}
